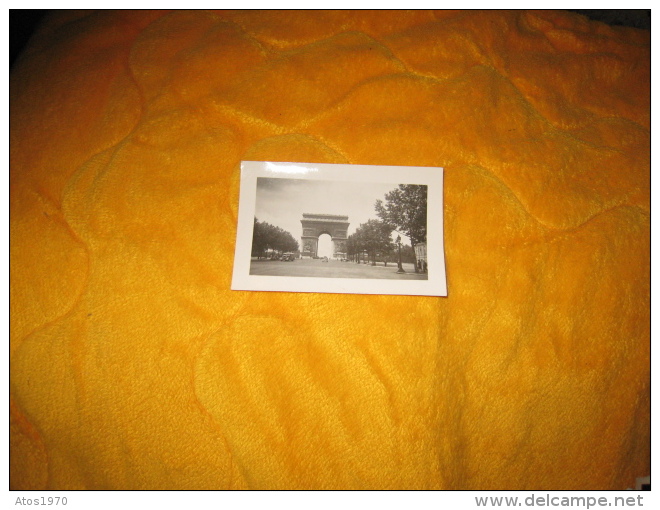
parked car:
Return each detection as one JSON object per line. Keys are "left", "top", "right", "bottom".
{"left": 321, "top": 256, "right": 329, "bottom": 262}
{"left": 281, "top": 253, "right": 295, "bottom": 261}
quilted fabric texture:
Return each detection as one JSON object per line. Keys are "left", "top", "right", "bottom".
{"left": 10, "top": 10, "right": 649, "bottom": 490}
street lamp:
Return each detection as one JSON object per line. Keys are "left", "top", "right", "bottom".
{"left": 396, "top": 235, "right": 405, "bottom": 274}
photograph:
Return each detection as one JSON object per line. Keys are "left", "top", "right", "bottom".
{"left": 232, "top": 161, "right": 446, "bottom": 296}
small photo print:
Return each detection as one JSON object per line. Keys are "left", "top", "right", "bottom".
{"left": 231, "top": 161, "right": 446, "bottom": 297}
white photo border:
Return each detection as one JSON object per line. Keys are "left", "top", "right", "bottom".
{"left": 231, "top": 161, "right": 447, "bottom": 297}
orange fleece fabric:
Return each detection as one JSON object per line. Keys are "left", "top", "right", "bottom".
{"left": 10, "top": 10, "right": 649, "bottom": 490}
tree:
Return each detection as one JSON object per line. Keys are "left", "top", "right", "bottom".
{"left": 347, "top": 232, "right": 362, "bottom": 263}
{"left": 346, "top": 235, "right": 357, "bottom": 262}
{"left": 375, "top": 185, "right": 427, "bottom": 272}
{"left": 252, "top": 218, "right": 299, "bottom": 258}
{"left": 351, "top": 219, "right": 393, "bottom": 266}
{"left": 252, "top": 218, "right": 267, "bottom": 258}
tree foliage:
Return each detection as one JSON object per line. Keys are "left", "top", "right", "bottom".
{"left": 375, "top": 184, "right": 427, "bottom": 247}
{"left": 252, "top": 218, "right": 299, "bottom": 258}
{"left": 347, "top": 219, "right": 394, "bottom": 265}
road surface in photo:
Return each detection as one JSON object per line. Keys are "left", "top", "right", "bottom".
{"left": 249, "top": 258, "right": 428, "bottom": 280}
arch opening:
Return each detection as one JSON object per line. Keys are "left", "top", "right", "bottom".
{"left": 317, "top": 233, "right": 333, "bottom": 259}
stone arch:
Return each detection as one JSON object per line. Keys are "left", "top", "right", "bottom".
{"left": 300, "top": 214, "right": 350, "bottom": 259}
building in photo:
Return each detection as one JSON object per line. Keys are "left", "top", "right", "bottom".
{"left": 414, "top": 242, "right": 427, "bottom": 273}
{"left": 300, "top": 213, "right": 349, "bottom": 260}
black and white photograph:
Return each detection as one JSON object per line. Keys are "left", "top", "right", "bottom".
{"left": 232, "top": 161, "right": 446, "bottom": 296}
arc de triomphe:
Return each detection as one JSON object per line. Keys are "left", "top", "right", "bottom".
{"left": 300, "top": 213, "right": 349, "bottom": 259}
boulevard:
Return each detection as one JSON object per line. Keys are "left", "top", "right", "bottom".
{"left": 249, "top": 258, "right": 428, "bottom": 280}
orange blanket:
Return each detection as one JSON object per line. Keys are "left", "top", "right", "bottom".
{"left": 10, "top": 10, "right": 649, "bottom": 490}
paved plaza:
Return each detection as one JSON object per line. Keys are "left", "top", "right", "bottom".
{"left": 249, "top": 258, "right": 428, "bottom": 280}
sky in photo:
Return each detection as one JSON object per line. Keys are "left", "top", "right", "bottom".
{"left": 254, "top": 178, "right": 412, "bottom": 245}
